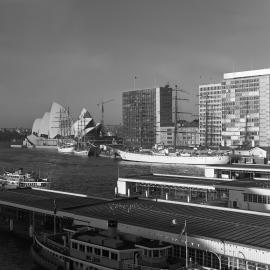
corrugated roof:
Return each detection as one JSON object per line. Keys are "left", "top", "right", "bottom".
{"left": 0, "top": 189, "right": 270, "bottom": 250}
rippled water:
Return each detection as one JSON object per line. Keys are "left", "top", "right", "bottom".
{"left": 0, "top": 142, "right": 204, "bottom": 269}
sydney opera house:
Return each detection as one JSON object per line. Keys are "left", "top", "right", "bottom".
{"left": 25, "top": 102, "right": 101, "bottom": 148}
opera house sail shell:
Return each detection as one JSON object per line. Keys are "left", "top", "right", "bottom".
{"left": 48, "top": 102, "right": 74, "bottom": 139}
{"left": 38, "top": 112, "right": 50, "bottom": 137}
{"left": 26, "top": 102, "right": 102, "bottom": 148}
{"left": 73, "top": 108, "right": 101, "bottom": 139}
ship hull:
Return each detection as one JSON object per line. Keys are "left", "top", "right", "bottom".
{"left": 117, "top": 150, "right": 230, "bottom": 165}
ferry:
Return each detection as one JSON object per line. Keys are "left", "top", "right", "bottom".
{"left": 0, "top": 168, "right": 50, "bottom": 189}
{"left": 31, "top": 220, "right": 184, "bottom": 270}
{"left": 117, "top": 149, "right": 230, "bottom": 165}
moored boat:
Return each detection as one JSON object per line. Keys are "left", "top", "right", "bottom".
{"left": 0, "top": 168, "right": 50, "bottom": 189}
{"left": 57, "top": 143, "right": 75, "bottom": 153}
{"left": 117, "top": 150, "right": 230, "bottom": 165}
{"left": 31, "top": 220, "right": 184, "bottom": 270}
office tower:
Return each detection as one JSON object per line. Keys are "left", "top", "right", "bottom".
{"left": 122, "top": 85, "right": 173, "bottom": 148}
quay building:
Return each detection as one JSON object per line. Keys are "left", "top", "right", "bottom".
{"left": 199, "top": 68, "right": 270, "bottom": 147}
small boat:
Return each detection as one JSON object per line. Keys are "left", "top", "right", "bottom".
{"left": 57, "top": 143, "right": 75, "bottom": 153}
{"left": 31, "top": 220, "right": 181, "bottom": 270}
{"left": 0, "top": 168, "right": 50, "bottom": 189}
{"left": 117, "top": 149, "right": 230, "bottom": 165}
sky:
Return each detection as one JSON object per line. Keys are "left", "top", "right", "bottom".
{"left": 1, "top": 0, "right": 270, "bottom": 128}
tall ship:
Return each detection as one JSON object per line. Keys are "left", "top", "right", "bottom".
{"left": 117, "top": 149, "right": 230, "bottom": 165}
{"left": 31, "top": 220, "right": 183, "bottom": 270}
{"left": 120, "top": 85, "right": 230, "bottom": 165}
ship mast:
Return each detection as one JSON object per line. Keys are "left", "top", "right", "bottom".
{"left": 173, "top": 85, "right": 189, "bottom": 151}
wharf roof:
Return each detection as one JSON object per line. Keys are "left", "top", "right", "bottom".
{"left": 65, "top": 197, "right": 270, "bottom": 250}
{"left": 1, "top": 188, "right": 270, "bottom": 250}
{"left": 119, "top": 174, "right": 221, "bottom": 189}
{"left": 215, "top": 179, "right": 270, "bottom": 190}
{"left": 0, "top": 188, "right": 108, "bottom": 212}
{"left": 207, "top": 163, "right": 270, "bottom": 172}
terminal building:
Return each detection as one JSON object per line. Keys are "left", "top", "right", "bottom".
{"left": 199, "top": 68, "right": 270, "bottom": 147}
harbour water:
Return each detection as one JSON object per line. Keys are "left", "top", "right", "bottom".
{"left": 0, "top": 142, "right": 204, "bottom": 269}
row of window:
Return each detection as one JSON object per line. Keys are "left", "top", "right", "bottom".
{"left": 71, "top": 241, "right": 118, "bottom": 261}
{"left": 243, "top": 193, "right": 270, "bottom": 204}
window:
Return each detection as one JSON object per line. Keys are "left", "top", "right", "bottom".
{"left": 79, "top": 244, "right": 85, "bottom": 252}
{"left": 86, "top": 246, "right": 92, "bottom": 253}
{"left": 94, "top": 248, "right": 101, "bottom": 256}
{"left": 153, "top": 250, "right": 159, "bottom": 257}
{"left": 72, "top": 242, "right": 78, "bottom": 249}
{"left": 111, "top": 252, "right": 118, "bottom": 260}
{"left": 102, "top": 249, "right": 109, "bottom": 258}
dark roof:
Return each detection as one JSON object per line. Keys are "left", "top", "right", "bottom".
{"left": 215, "top": 179, "right": 270, "bottom": 189}
{"left": 66, "top": 198, "right": 270, "bottom": 250}
{"left": 0, "top": 188, "right": 108, "bottom": 211}
{"left": 120, "top": 174, "right": 221, "bottom": 187}
{"left": 1, "top": 189, "right": 270, "bottom": 250}
{"left": 208, "top": 163, "right": 270, "bottom": 172}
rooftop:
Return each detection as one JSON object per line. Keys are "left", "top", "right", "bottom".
{"left": 224, "top": 68, "right": 270, "bottom": 80}
{"left": 1, "top": 188, "right": 270, "bottom": 250}
{"left": 119, "top": 174, "right": 221, "bottom": 189}
{"left": 208, "top": 163, "right": 270, "bottom": 172}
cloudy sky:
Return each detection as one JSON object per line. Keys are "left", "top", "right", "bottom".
{"left": 1, "top": 0, "right": 270, "bottom": 128}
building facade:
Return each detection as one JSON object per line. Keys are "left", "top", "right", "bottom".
{"left": 122, "top": 86, "right": 173, "bottom": 148}
{"left": 199, "top": 68, "right": 270, "bottom": 147}
{"left": 177, "top": 121, "right": 200, "bottom": 147}
{"left": 199, "top": 83, "right": 223, "bottom": 147}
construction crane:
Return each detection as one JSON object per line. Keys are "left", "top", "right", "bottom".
{"left": 97, "top": 99, "right": 114, "bottom": 125}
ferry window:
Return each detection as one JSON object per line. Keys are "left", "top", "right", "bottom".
{"left": 143, "top": 249, "right": 147, "bottom": 256}
{"left": 111, "top": 252, "right": 118, "bottom": 260}
{"left": 94, "top": 248, "right": 101, "bottom": 256}
{"left": 79, "top": 244, "right": 85, "bottom": 252}
{"left": 86, "top": 246, "right": 92, "bottom": 253}
{"left": 102, "top": 249, "right": 109, "bottom": 257}
{"left": 153, "top": 250, "right": 159, "bottom": 257}
{"left": 243, "top": 193, "right": 247, "bottom": 201}
{"left": 72, "top": 242, "right": 78, "bottom": 249}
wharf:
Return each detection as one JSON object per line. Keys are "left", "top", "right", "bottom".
{"left": 0, "top": 188, "right": 270, "bottom": 266}
{"left": 0, "top": 188, "right": 269, "bottom": 247}
{"left": 206, "top": 163, "right": 270, "bottom": 179}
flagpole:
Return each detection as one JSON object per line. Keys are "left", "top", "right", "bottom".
{"left": 185, "top": 220, "right": 188, "bottom": 268}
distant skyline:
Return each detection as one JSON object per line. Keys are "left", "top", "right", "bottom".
{"left": 1, "top": 0, "right": 270, "bottom": 128}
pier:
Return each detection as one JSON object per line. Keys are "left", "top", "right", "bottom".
{"left": 0, "top": 187, "right": 269, "bottom": 269}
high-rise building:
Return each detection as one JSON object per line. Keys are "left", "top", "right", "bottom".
{"left": 199, "top": 83, "right": 222, "bottom": 147}
{"left": 199, "top": 68, "right": 270, "bottom": 147}
{"left": 122, "top": 85, "right": 173, "bottom": 148}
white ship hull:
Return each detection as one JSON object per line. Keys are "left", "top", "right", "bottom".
{"left": 57, "top": 146, "right": 74, "bottom": 153}
{"left": 117, "top": 150, "right": 230, "bottom": 165}
{"left": 73, "top": 150, "right": 89, "bottom": 156}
